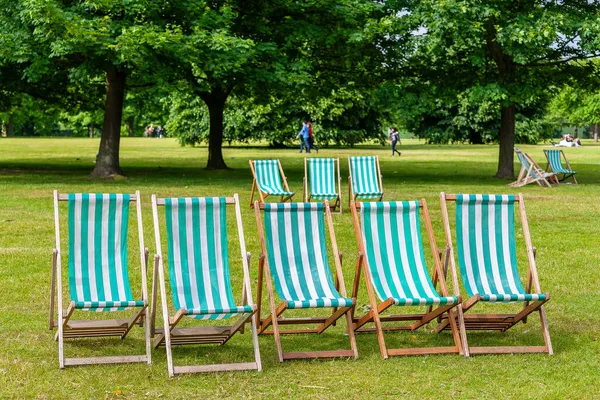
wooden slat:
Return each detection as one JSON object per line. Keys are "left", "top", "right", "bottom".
{"left": 443, "top": 193, "right": 521, "bottom": 203}
{"left": 469, "top": 346, "right": 548, "bottom": 354}
{"left": 173, "top": 362, "right": 258, "bottom": 374}
{"left": 154, "top": 196, "right": 236, "bottom": 205}
{"left": 64, "top": 319, "right": 130, "bottom": 329}
{"left": 276, "top": 317, "right": 329, "bottom": 325}
{"left": 260, "top": 328, "right": 319, "bottom": 335}
{"left": 64, "top": 355, "right": 148, "bottom": 366}
{"left": 58, "top": 194, "right": 138, "bottom": 201}
{"left": 387, "top": 347, "right": 459, "bottom": 356}
{"left": 355, "top": 326, "right": 412, "bottom": 333}
{"left": 282, "top": 350, "right": 355, "bottom": 360}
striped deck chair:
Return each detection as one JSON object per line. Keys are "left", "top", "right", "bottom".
{"left": 510, "top": 148, "right": 558, "bottom": 187}
{"left": 350, "top": 201, "right": 465, "bottom": 358}
{"left": 304, "top": 157, "right": 342, "bottom": 213}
{"left": 249, "top": 159, "right": 294, "bottom": 207}
{"left": 254, "top": 201, "right": 358, "bottom": 361}
{"left": 348, "top": 156, "right": 383, "bottom": 204}
{"left": 544, "top": 149, "right": 577, "bottom": 184}
{"left": 440, "top": 193, "right": 553, "bottom": 356}
{"left": 151, "top": 194, "right": 261, "bottom": 376}
{"left": 49, "top": 191, "right": 151, "bottom": 368}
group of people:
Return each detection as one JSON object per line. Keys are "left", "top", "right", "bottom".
{"left": 555, "top": 132, "right": 582, "bottom": 147}
{"left": 144, "top": 124, "right": 164, "bottom": 138}
{"left": 296, "top": 122, "right": 402, "bottom": 156}
{"left": 297, "top": 120, "right": 319, "bottom": 153}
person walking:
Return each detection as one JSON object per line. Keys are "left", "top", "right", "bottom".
{"left": 390, "top": 127, "right": 401, "bottom": 157}
{"left": 297, "top": 120, "right": 311, "bottom": 153}
{"left": 307, "top": 122, "right": 319, "bottom": 153}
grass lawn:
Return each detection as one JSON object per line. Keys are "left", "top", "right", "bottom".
{"left": 1, "top": 137, "right": 599, "bottom": 399}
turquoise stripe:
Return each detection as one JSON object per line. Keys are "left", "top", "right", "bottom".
{"left": 190, "top": 198, "right": 207, "bottom": 313}
{"left": 164, "top": 199, "right": 181, "bottom": 310}
{"left": 107, "top": 195, "right": 120, "bottom": 301}
{"left": 205, "top": 197, "right": 223, "bottom": 312}
{"left": 79, "top": 194, "right": 91, "bottom": 302}
{"left": 289, "top": 206, "right": 312, "bottom": 300}
{"left": 93, "top": 194, "right": 105, "bottom": 301}
{"left": 118, "top": 194, "right": 133, "bottom": 300}
{"left": 177, "top": 198, "right": 195, "bottom": 311}
{"left": 388, "top": 203, "right": 414, "bottom": 299}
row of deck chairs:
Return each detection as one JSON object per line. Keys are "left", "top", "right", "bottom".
{"left": 511, "top": 147, "right": 577, "bottom": 187}
{"left": 50, "top": 190, "right": 552, "bottom": 376}
{"left": 249, "top": 156, "right": 384, "bottom": 213}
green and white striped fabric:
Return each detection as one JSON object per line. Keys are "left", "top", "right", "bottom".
{"left": 254, "top": 160, "right": 294, "bottom": 197}
{"left": 349, "top": 156, "right": 382, "bottom": 199}
{"left": 514, "top": 149, "right": 533, "bottom": 176}
{"left": 455, "top": 194, "right": 546, "bottom": 303}
{"left": 545, "top": 149, "right": 575, "bottom": 174}
{"left": 307, "top": 158, "right": 338, "bottom": 200}
{"left": 67, "top": 194, "right": 143, "bottom": 312}
{"left": 164, "top": 197, "right": 252, "bottom": 320}
{"left": 359, "top": 202, "right": 457, "bottom": 306}
{"left": 263, "top": 202, "right": 353, "bottom": 309}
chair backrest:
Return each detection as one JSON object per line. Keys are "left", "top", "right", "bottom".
{"left": 262, "top": 202, "right": 341, "bottom": 304}
{"left": 307, "top": 158, "right": 337, "bottom": 198}
{"left": 67, "top": 193, "right": 134, "bottom": 310}
{"left": 163, "top": 197, "right": 238, "bottom": 317}
{"left": 454, "top": 194, "right": 528, "bottom": 299}
{"left": 349, "top": 156, "right": 381, "bottom": 197}
{"left": 515, "top": 148, "right": 541, "bottom": 178}
{"left": 253, "top": 160, "right": 287, "bottom": 195}
{"left": 358, "top": 201, "right": 443, "bottom": 304}
{"left": 545, "top": 149, "right": 570, "bottom": 173}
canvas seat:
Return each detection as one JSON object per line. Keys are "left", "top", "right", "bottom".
{"left": 348, "top": 156, "right": 384, "bottom": 204}
{"left": 350, "top": 200, "right": 464, "bottom": 358}
{"left": 249, "top": 159, "right": 294, "bottom": 206}
{"left": 151, "top": 195, "right": 261, "bottom": 375}
{"left": 510, "top": 148, "right": 558, "bottom": 187}
{"left": 304, "top": 157, "right": 342, "bottom": 213}
{"left": 254, "top": 201, "right": 358, "bottom": 362}
{"left": 544, "top": 149, "right": 577, "bottom": 184}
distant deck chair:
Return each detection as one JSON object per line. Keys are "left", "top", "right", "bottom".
{"left": 510, "top": 148, "right": 558, "bottom": 187}
{"left": 50, "top": 191, "right": 151, "bottom": 368}
{"left": 544, "top": 149, "right": 577, "bottom": 184}
{"left": 249, "top": 159, "right": 294, "bottom": 207}
{"left": 348, "top": 156, "right": 383, "bottom": 204}
{"left": 439, "top": 193, "right": 552, "bottom": 356}
{"left": 350, "top": 201, "right": 465, "bottom": 358}
{"left": 151, "top": 194, "right": 261, "bottom": 376}
{"left": 254, "top": 201, "right": 358, "bottom": 361}
{"left": 304, "top": 157, "right": 342, "bottom": 213}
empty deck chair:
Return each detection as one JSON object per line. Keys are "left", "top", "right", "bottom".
{"left": 49, "top": 191, "right": 151, "bottom": 368}
{"left": 544, "top": 149, "right": 577, "bottom": 184}
{"left": 249, "top": 160, "right": 294, "bottom": 207}
{"left": 350, "top": 201, "right": 465, "bottom": 358}
{"left": 348, "top": 156, "right": 383, "bottom": 204}
{"left": 304, "top": 157, "right": 342, "bottom": 213}
{"left": 510, "top": 148, "right": 558, "bottom": 187}
{"left": 439, "top": 193, "right": 553, "bottom": 355}
{"left": 151, "top": 194, "right": 261, "bottom": 376}
{"left": 254, "top": 201, "right": 358, "bottom": 361}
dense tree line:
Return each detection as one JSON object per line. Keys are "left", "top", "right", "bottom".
{"left": 0, "top": 0, "right": 599, "bottom": 178}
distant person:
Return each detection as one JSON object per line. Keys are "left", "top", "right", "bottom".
{"left": 297, "top": 120, "right": 311, "bottom": 153}
{"left": 146, "top": 124, "right": 155, "bottom": 138}
{"left": 389, "top": 127, "right": 401, "bottom": 157}
{"left": 566, "top": 133, "right": 581, "bottom": 146}
{"left": 307, "top": 122, "right": 319, "bottom": 153}
{"left": 156, "top": 125, "right": 164, "bottom": 138}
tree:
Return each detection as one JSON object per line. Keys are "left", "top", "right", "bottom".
{"left": 408, "top": 0, "right": 600, "bottom": 178}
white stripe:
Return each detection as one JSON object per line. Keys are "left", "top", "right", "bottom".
{"left": 367, "top": 205, "right": 393, "bottom": 300}
{"left": 283, "top": 203, "right": 307, "bottom": 300}
{"left": 213, "top": 198, "right": 231, "bottom": 308}
{"left": 473, "top": 195, "right": 492, "bottom": 295}
{"left": 87, "top": 195, "right": 98, "bottom": 301}
{"left": 381, "top": 203, "right": 407, "bottom": 300}
{"left": 199, "top": 198, "right": 215, "bottom": 310}
{"left": 460, "top": 197, "right": 479, "bottom": 295}
{"left": 409, "top": 202, "right": 437, "bottom": 298}
{"left": 114, "top": 195, "right": 127, "bottom": 301}
{"left": 101, "top": 194, "right": 111, "bottom": 301}
{"left": 296, "top": 206, "right": 319, "bottom": 299}
{"left": 308, "top": 204, "right": 335, "bottom": 298}
{"left": 74, "top": 194, "right": 84, "bottom": 301}
{"left": 170, "top": 200, "right": 187, "bottom": 309}
{"left": 501, "top": 196, "right": 520, "bottom": 294}
{"left": 396, "top": 203, "right": 420, "bottom": 298}
{"left": 184, "top": 198, "right": 201, "bottom": 312}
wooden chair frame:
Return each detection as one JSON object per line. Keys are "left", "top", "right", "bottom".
{"left": 303, "top": 157, "right": 342, "bottom": 214}
{"left": 249, "top": 160, "right": 294, "bottom": 207}
{"left": 347, "top": 155, "right": 384, "bottom": 206}
{"left": 510, "top": 148, "right": 558, "bottom": 187}
{"left": 151, "top": 194, "right": 261, "bottom": 376}
{"left": 544, "top": 149, "right": 578, "bottom": 184}
{"left": 253, "top": 200, "right": 358, "bottom": 362}
{"left": 439, "top": 192, "right": 553, "bottom": 355}
{"left": 49, "top": 190, "right": 151, "bottom": 368}
{"left": 349, "top": 200, "right": 466, "bottom": 358}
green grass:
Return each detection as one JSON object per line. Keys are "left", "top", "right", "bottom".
{"left": 1, "top": 138, "right": 599, "bottom": 399}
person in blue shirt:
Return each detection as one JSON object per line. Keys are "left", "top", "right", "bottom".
{"left": 297, "top": 120, "right": 311, "bottom": 153}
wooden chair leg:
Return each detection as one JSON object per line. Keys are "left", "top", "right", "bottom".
{"left": 49, "top": 250, "right": 57, "bottom": 330}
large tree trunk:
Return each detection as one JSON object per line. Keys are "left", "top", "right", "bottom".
{"left": 201, "top": 85, "right": 231, "bottom": 170}
{"left": 495, "top": 103, "right": 515, "bottom": 179}
{"left": 6, "top": 114, "right": 14, "bottom": 137}
{"left": 91, "top": 66, "right": 127, "bottom": 177}
{"left": 128, "top": 116, "right": 134, "bottom": 137}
